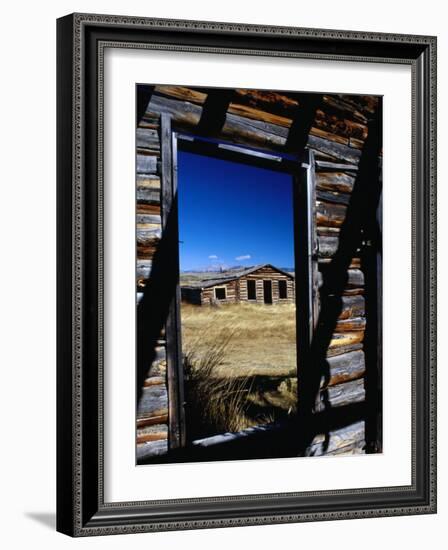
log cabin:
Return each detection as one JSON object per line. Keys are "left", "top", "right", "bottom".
{"left": 135, "top": 85, "right": 382, "bottom": 463}
{"left": 181, "top": 264, "right": 295, "bottom": 306}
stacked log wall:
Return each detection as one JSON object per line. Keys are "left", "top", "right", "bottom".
{"left": 135, "top": 113, "right": 170, "bottom": 462}
{"left": 137, "top": 85, "right": 381, "bottom": 458}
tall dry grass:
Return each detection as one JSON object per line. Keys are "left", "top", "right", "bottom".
{"left": 181, "top": 303, "right": 298, "bottom": 440}
{"left": 183, "top": 328, "right": 257, "bottom": 439}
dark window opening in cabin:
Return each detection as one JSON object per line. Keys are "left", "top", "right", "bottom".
{"left": 247, "top": 280, "right": 256, "bottom": 300}
{"left": 278, "top": 280, "right": 288, "bottom": 299}
{"left": 263, "top": 280, "right": 273, "bottom": 304}
{"left": 215, "top": 287, "right": 226, "bottom": 300}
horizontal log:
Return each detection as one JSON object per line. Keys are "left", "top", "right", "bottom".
{"left": 326, "top": 342, "right": 363, "bottom": 358}
{"left": 305, "top": 420, "right": 365, "bottom": 456}
{"left": 137, "top": 385, "right": 168, "bottom": 419}
{"left": 146, "top": 94, "right": 202, "bottom": 128}
{"left": 325, "top": 440, "right": 365, "bottom": 455}
{"left": 317, "top": 226, "right": 340, "bottom": 236}
{"left": 136, "top": 188, "right": 160, "bottom": 204}
{"left": 136, "top": 204, "right": 160, "bottom": 216}
{"left": 308, "top": 134, "right": 362, "bottom": 164}
{"left": 314, "top": 108, "right": 368, "bottom": 140}
{"left": 324, "top": 350, "right": 366, "bottom": 387}
{"left": 316, "top": 189, "right": 351, "bottom": 205}
{"left": 315, "top": 159, "right": 358, "bottom": 172}
{"left": 338, "top": 295, "right": 365, "bottom": 319}
{"left": 137, "top": 432, "right": 168, "bottom": 444}
{"left": 136, "top": 174, "right": 161, "bottom": 189}
{"left": 329, "top": 331, "right": 364, "bottom": 349}
{"left": 318, "top": 236, "right": 339, "bottom": 258}
{"left": 349, "top": 137, "right": 365, "bottom": 149}
{"left": 228, "top": 102, "right": 292, "bottom": 128}
{"left": 309, "top": 126, "right": 349, "bottom": 146}
{"left": 339, "top": 94, "right": 379, "bottom": 116}
{"left": 136, "top": 214, "right": 161, "bottom": 225}
{"left": 234, "top": 88, "right": 300, "bottom": 118}
{"left": 144, "top": 376, "right": 165, "bottom": 387}
{"left": 316, "top": 201, "right": 347, "bottom": 227}
{"left": 154, "top": 85, "right": 207, "bottom": 104}
{"left": 136, "top": 260, "right": 152, "bottom": 279}
{"left": 136, "top": 127, "right": 160, "bottom": 148}
{"left": 335, "top": 317, "right": 366, "bottom": 332}
{"left": 322, "top": 95, "right": 368, "bottom": 124}
{"left": 137, "top": 413, "right": 169, "bottom": 428}
{"left": 316, "top": 172, "right": 356, "bottom": 193}
{"left": 137, "top": 203, "right": 162, "bottom": 216}
{"left": 136, "top": 154, "right": 158, "bottom": 174}
{"left": 222, "top": 113, "right": 286, "bottom": 150}
{"left": 136, "top": 439, "right": 168, "bottom": 461}
{"left": 315, "top": 378, "right": 365, "bottom": 412}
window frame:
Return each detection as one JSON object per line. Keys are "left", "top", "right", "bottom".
{"left": 162, "top": 119, "right": 318, "bottom": 449}
{"left": 278, "top": 279, "right": 288, "bottom": 299}
{"left": 214, "top": 286, "right": 227, "bottom": 301}
{"left": 247, "top": 279, "right": 257, "bottom": 301}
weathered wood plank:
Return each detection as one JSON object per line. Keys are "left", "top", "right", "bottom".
{"left": 136, "top": 174, "right": 161, "bottom": 189}
{"left": 308, "top": 134, "right": 362, "bottom": 164}
{"left": 316, "top": 189, "right": 351, "bottom": 205}
{"left": 326, "top": 342, "right": 363, "bottom": 358}
{"left": 137, "top": 413, "right": 169, "bottom": 428}
{"left": 316, "top": 200, "right": 348, "bottom": 227}
{"left": 306, "top": 420, "right": 365, "bottom": 456}
{"left": 316, "top": 172, "right": 356, "bottom": 193}
{"left": 222, "top": 113, "right": 286, "bottom": 150}
{"left": 318, "top": 236, "right": 339, "bottom": 258}
{"left": 136, "top": 260, "right": 153, "bottom": 280}
{"left": 317, "top": 268, "right": 364, "bottom": 289}
{"left": 323, "top": 95, "right": 368, "bottom": 124}
{"left": 136, "top": 439, "right": 169, "bottom": 461}
{"left": 324, "top": 350, "right": 366, "bottom": 387}
{"left": 338, "top": 295, "right": 365, "bottom": 319}
{"left": 234, "top": 88, "right": 300, "bottom": 118}
{"left": 137, "top": 385, "right": 168, "bottom": 418}
{"left": 136, "top": 127, "right": 160, "bottom": 148}
{"left": 314, "top": 108, "right": 368, "bottom": 140}
{"left": 315, "top": 378, "right": 365, "bottom": 412}
{"left": 310, "top": 126, "right": 349, "bottom": 146}
{"left": 315, "top": 160, "right": 359, "bottom": 172}
{"left": 329, "top": 331, "right": 364, "bottom": 349}
{"left": 335, "top": 317, "right": 366, "bottom": 332}
{"left": 143, "top": 376, "right": 166, "bottom": 387}
{"left": 137, "top": 432, "right": 168, "bottom": 444}
{"left": 147, "top": 94, "right": 203, "bottom": 127}
{"left": 154, "top": 85, "right": 207, "bottom": 104}
{"left": 228, "top": 102, "right": 292, "bottom": 128}
{"left": 136, "top": 154, "right": 158, "bottom": 174}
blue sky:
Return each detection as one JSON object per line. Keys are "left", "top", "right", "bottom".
{"left": 177, "top": 150, "right": 295, "bottom": 272}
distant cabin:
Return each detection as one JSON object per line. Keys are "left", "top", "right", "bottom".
{"left": 181, "top": 264, "right": 295, "bottom": 306}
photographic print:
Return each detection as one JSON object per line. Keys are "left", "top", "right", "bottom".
{"left": 135, "top": 85, "right": 382, "bottom": 465}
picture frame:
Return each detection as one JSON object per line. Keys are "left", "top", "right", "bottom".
{"left": 56, "top": 13, "right": 437, "bottom": 536}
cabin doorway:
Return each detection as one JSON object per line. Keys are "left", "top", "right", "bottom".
{"left": 263, "top": 280, "right": 273, "bottom": 304}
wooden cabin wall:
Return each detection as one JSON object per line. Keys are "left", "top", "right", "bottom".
{"left": 238, "top": 268, "right": 295, "bottom": 304}
{"left": 135, "top": 113, "right": 170, "bottom": 461}
{"left": 137, "top": 85, "right": 381, "bottom": 458}
{"left": 200, "top": 280, "right": 239, "bottom": 305}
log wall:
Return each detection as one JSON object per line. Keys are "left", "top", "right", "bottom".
{"left": 136, "top": 85, "right": 381, "bottom": 460}
{"left": 136, "top": 113, "right": 170, "bottom": 461}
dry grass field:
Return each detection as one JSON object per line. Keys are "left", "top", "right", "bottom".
{"left": 181, "top": 302, "right": 298, "bottom": 439}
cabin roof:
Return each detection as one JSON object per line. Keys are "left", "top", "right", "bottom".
{"left": 181, "top": 263, "right": 294, "bottom": 290}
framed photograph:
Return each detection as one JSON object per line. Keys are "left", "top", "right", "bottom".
{"left": 56, "top": 13, "right": 437, "bottom": 536}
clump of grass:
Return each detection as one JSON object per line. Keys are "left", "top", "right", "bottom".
{"left": 183, "top": 328, "right": 256, "bottom": 440}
